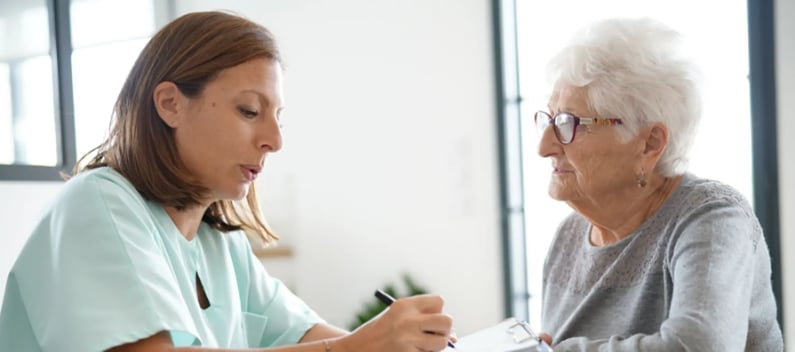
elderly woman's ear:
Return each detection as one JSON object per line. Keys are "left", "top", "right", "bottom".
{"left": 641, "top": 122, "right": 669, "bottom": 166}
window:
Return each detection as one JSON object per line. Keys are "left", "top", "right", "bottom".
{"left": 0, "top": 0, "right": 58, "bottom": 168}
{"left": 0, "top": 64, "right": 13, "bottom": 164}
{"left": 71, "top": 0, "right": 157, "bottom": 160}
{"left": 495, "top": 0, "right": 782, "bottom": 332}
{"left": 0, "top": 0, "right": 170, "bottom": 180}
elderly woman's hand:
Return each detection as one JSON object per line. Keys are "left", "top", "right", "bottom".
{"left": 336, "top": 294, "right": 454, "bottom": 352}
{"left": 539, "top": 332, "right": 553, "bottom": 346}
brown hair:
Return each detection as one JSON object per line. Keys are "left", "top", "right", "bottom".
{"left": 76, "top": 11, "right": 281, "bottom": 243}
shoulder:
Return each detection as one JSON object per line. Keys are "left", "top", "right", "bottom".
{"left": 29, "top": 167, "right": 159, "bottom": 254}
{"left": 56, "top": 167, "right": 145, "bottom": 210}
{"left": 63, "top": 166, "right": 141, "bottom": 195}
{"left": 673, "top": 174, "right": 754, "bottom": 217}
{"left": 666, "top": 174, "right": 762, "bottom": 251}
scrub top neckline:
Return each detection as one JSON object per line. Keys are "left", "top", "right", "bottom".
{"left": 146, "top": 201, "right": 202, "bottom": 245}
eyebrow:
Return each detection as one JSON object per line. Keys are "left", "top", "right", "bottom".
{"left": 548, "top": 106, "right": 582, "bottom": 115}
{"left": 240, "top": 89, "right": 285, "bottom": 112}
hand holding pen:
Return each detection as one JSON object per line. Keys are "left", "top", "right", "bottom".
{"left": 375, "top": 289, "right": 457, "bottom": 349}
{"left": 333, "top": 289, "right": 453, "bottom": 352}
{"left": 335, "top": 290, "right": 454, "bottom": 352}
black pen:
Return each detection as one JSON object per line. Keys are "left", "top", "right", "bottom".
{"left": 374, "top": 289, "right": 456, "bottom": 349}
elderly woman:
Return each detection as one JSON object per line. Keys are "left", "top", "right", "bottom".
{"left": 535, "top": 18, "right": 783, "bottom": 351}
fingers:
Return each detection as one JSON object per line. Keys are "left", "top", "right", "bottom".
{"left": 356, "top": 295, "right": 453, "bottom": 352}
{"left": 539, "top": 332, "right": 553, "bottom": 346}
{"left": 413, "top": 313, "right": 453, "bottom": 352}
{"left": 418, "top": 313, "right": 453, "bottom": 336}
{"left": 400, "top": 294, "right": 445, "bottom": 313}
{"left": 392, "top": 295, "right": 454, "bottom": 351}
{"left": 414, "top": 332, "right": 452, "bottom": 352}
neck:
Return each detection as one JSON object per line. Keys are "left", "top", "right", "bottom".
{"left": 571, "top": 174, "right": 683, "bottom": 247}
{"left": 164, "top": 205, "right": 208, "bottom": 241}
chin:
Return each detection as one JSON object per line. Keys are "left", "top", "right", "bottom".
{"left": 221, "top": 184, "right": 250, "bottom": 201}
{"left": 548, "top": 191, "right": 568, "bottom": 201}
{"left": 547, "top": 184, "right": 571, "bottom": 201}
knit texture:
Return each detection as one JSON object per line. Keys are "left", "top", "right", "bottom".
{"left": 542, "top": 174, "right": 783, "bottom": 351}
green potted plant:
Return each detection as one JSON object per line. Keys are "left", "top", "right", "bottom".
{"left": 347, "top": 273, "right": 429, "bottom": 331}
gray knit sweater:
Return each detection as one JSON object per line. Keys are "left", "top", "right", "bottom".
{"left": 541, "top": 174, "right": 783, "bottom": 351}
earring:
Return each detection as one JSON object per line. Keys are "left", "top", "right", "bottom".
{"left": 635, "top": 169, "right": 648, "bottom": 188}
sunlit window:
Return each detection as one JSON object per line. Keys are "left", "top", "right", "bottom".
{"left": 0, "top": 0, "right": 161, "bottom": 179}
{"left": 0, "top": 1, "right": 58, "bottom": 166}
{"left": 16, "top": 56, "right": 57, "bottom": 166}
{"left": 72, "top": 40, "right": 149, "bottom": 159}
{"left": 0, "top": 64, "right": 12, "bottom": 164}
{"left": 0, "top": 63, "right": 14, "bottom": 164}
{"left": 70, "top": 0, "right": 156, "bottom": 160}
{"left": 516, "top": 0, "right": 752, "bottom": 331}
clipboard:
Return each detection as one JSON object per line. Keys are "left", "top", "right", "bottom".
{"left": 444, "top": 318, "right": 553, "bottom": 352}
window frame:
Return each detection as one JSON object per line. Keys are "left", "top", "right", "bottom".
{"left": 747, "top": 0, "right": 783, "bottom": 329}
{"left": 492, "top": 0, "right": 529, "bottom": 321}
{"left": 0, "top": 0, "right": 175, "bottom": 181}
{"left": 0, "top": 0, "right": 76, "bottom": 181}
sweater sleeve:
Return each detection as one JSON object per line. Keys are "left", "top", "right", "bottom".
{"left": 554, "top": 199, "right": 759, "bottom": 352}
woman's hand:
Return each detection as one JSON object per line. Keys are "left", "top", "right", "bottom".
{"left": 336, "top": 294, "right": 453, "bottom": 352}
{"left": 539, "top": 332, "right": 553, "bottom": 346}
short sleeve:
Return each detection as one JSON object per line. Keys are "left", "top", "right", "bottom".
{"left": 226, "top": 233, "right": 324, "bottom": 347}
{"left": 11, "top": 170, "right": 200, "bottom": 352}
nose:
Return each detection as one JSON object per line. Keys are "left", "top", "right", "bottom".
{"left": 259, "top": 111, "right": 283, "bottom": 153}
{"left": 537, "top": 123, "right": 560, "bottom": 158}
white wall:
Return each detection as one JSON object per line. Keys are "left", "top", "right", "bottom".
{"left": 775, "top": 0, "right": 794, "bottom": 348}
{"left": 173, "top": 0, "right": 504, "bottom": 334}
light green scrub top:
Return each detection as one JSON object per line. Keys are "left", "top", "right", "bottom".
{"left": 0, "top": 167, "right": 323, "bottom": 352}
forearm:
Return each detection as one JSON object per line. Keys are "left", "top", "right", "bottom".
{"left": 171, "top": 339, "right": 343, "bottom": 352}
{"left": 109, "top": 296, "right": 453, "bottom": 352}
{"left": 108, "top": 327, "right": 351, "bottom": 352}
{"left": 555, "top": 315, "right": 741, "bottom": 352}
{"left": 298, "top": 323, "right": 349, "bottom": 343}
{"left": 173, "top": 324, "right": 350, "bottom": 352}
{"left": 553, "top": 330, "right": 686, "bottom": 352}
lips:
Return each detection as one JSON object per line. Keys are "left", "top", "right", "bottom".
{"left": 553, "top": 165, "right": 573, "bottom": 173}
{"left": 241, "top": 165, "right": 262, "bottom": 181}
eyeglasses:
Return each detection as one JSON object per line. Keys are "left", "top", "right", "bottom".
{"left": 534, "top": 110, "right": 623, "bottom": 145}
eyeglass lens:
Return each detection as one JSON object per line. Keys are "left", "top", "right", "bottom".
{"left": 535, "top": 112, "right": 576, "bottom": 144}
{"left": 555, "top": 113, "right": 575, "bottom": 144}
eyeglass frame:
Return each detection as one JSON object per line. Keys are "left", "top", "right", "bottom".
{"left": 534, "top": 110, "right": 623, "bottom": 145}
{"left": 507, "top": 319, "right": 554, "bottom": 352}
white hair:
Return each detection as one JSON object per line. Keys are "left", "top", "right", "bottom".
{"left": 546, "top": 18, "right": 702, "bottom": 176}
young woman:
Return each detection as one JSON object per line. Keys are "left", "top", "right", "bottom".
{"left": 0, "top": 11, "right": 453, "bottom": 352}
